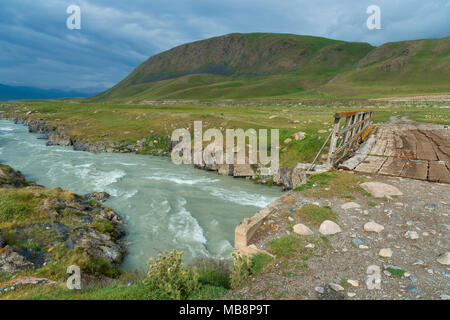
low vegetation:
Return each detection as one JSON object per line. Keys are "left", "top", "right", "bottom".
{"left": 295, "top": 204, "right": 337, "bottom": 226}
{"left": 295, "top": 171, "right": 365, "bottom": 198}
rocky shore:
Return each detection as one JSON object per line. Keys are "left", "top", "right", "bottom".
{"left": 0, "top": 163, "right": 126, "bottom": 282}
{"left": 0, "top": 112, "right": 307, "bottom": 190}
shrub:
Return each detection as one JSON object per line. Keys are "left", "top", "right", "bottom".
{"left": 229, "top": 252, "right": 252, "bottom": 289}
{"left": 193, "top": 257, "right": 231, "bottom": 289}
{"left": 146, "top": 250, "right": 200, "bottom": 299}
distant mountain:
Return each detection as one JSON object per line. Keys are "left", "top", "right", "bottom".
{"left": 89, "top": 33, "right": 450, "bottom": 101}
{"left": 0, "top": 84, "right": 94, "bottom": 101}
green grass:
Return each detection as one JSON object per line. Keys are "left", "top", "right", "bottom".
{"left": 250, "top": 253, "right": 274, "bottom": 275}
{"left": 368, "top": 201, "right": 378, "bottom": 207}
{"left": 295, "top": 171, "right": 365, "bottom": 198}
{"left": 193, "top": 258, "right": 231, "bottom": 289}
{"left": 294, "top": 204, "right": 337, "bottom": 226}
{"left": 268, "top": 235, "right": 308, "bottom": 258}
{"left": 385, "top": 266, "right": 406, "bottom": 279}
{"left": 0, "top": 281, "right": 227, "bottom": 300}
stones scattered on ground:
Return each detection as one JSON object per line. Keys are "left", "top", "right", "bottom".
{"left": 316, "top": 285, "right": 345, "bottom": 300}
{"left": 360, "top": 182, "right": 403, "bottom": 198}
{"left": 84, "top": 191, "right": 111, "bottom": 202}
{"left": 425, "top": 203, "right": 438, "bottom": 210}
{"left": 0, "top": 246, "right": 34, "bottom": 274}
{"left": 0, "top": 276, "right": 57, "bottom": 289}
{"left": 329, "top": 283, "right": 345, "bottom": 291}
{"left": 318, "top": 129, "right": 327, "bottom": 134}
{"left": 319, "top": 220, "right": 342, "bottom": 235}
{"left": 283, "top": 138, "right": 292, "bottom": 144}
{"left": 437, "top": 252, "right": 450, "bottom": 266}
{"left": 364, "top": 221, "right": 384, "bottom": 233}
{"left": 293, "top": 224, "right": 314, "bottom": 236}
{"left": 413, "top": 259, "right": 424, "bottom": 266}
{"left": 347, "top": 279, "right": 359, "bottom": 287}
{"left": 405, "top": 231, "right": 419, "bottom": 240}
{"left": 341, "top": 202, "right": 361, "bottom": 210}
{"left": 379, "top": 248, "right": 393, "bottom": 258}
{"left": 291, "top": 131, "right": 306, "bottom": 141}
{"left": 305, "top": 243, "right": 315, "bottom": 249}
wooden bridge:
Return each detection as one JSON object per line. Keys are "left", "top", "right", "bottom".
{"left": 313, "top": 111, "right": 450, "bottom": 184}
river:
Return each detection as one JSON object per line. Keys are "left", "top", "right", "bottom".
{"left": 0, "top": 119, "right": 281, "bottom": 271}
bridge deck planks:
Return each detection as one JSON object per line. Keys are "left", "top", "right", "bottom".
{"left": 400, "top": 159, "right": 428, "bottom": 181}
{"left": 428, "top": 161, "right": 450, "bottom": 184}
{"left": 355, "top": 155, "right": 387, "bottom": 173}
{"left": 411, "top": 130, "right": 438, "bottom": 161}
{"left": 378, "top": 157, "right": 408, "bottom": 176}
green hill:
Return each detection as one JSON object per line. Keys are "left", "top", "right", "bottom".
{"left": 89, "top": 33, "right": 450, "bottom": 102}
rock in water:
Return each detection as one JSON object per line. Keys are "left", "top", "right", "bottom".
{"left": 293, "top": 224, "right": 314, "bottom": 236}
{"left": 360, "top": 182, "right": 403, "bottom": 198}
{"left": 364, "top": 221, "right": 384, "bottom": 233}
{"left": 379, "top": 248, "right": 393, "bottom": 258}
{"left": 319, "top": 220, "right": 342, "bottom": 235}
{"left": 84, "top": 192, "right": 111, "bottom": 202}
{"left": 437, "top": 252, "right": 450, "bottom": 266}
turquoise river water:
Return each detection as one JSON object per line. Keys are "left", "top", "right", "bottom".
{"left": 0, "top": 120, "right": 281, "bottom": 271}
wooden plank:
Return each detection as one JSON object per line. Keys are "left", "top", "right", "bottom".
{"left": 370, "top": 129, "right": 388, "bottom": 156}
{"left": 393, "top": 133, "right": 404, "bottom": 157}
{"left": 355, "top": 155, "right": 387, "bottom": 173}
{"left": 419, "top": 130, "right": 450, "bottom": 161}
{"left": 428, "top": 161, "right": 450, "bottom": 184}
{"left": 379, "top": 157, "right": 408, "bottom": 176}
{"left": 400, "top": 159, "right": 428, "bottom": 180}
{"left": 400, "top": 131, "right": 417, "bottom": 159}
{"left": 411, "top": 130, "right": 438, "bottom": 161}
{"left": 384, "top": 130, "right": 396, "bottom": 157}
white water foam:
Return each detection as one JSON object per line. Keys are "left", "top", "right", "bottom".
{"left": 145, "top": 175, "right": 220, "bottom": 185}
{"left": 168, "top": 198, "right": 207, "bottom": 245}
{"left": 202, "top": 186, "right": 276, "bottom": 208}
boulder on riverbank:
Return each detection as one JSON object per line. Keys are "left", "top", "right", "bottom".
{"left": 0, "top": 164, "right": 33, "bottom": 188}
{"left": 0, "top": 164, "right": 126, "bottom": 280}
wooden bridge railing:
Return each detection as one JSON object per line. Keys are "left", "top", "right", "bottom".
{"left": 326, "top": 110, "right": 375, "bottom": 168}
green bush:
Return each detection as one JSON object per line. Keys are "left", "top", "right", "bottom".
{"left": 229, "top": 252, "right": 252, "bottom": 289}
{"left": 193, "top": 258, "right": 231, "bottom": 289}
{"left": 146, "top": 250, "right": 200, "bottom": 299}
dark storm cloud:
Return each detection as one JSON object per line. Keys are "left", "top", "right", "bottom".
{"left": 0, "top": 0, "right": 448, "bottom": 91}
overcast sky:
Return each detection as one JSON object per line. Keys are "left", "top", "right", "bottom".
{"left": 0, "top": 0, "right": 448, "bottom": 92}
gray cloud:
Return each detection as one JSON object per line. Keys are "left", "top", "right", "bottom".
{"left": 0, "top": 0, "right": 448, "bottom": 91}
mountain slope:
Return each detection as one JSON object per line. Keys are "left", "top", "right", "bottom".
{"left": 324, "top": 37, "right": 450, "bottom": 97}
{"left": 90, "top": 33, "right": 449, "bottom": 102}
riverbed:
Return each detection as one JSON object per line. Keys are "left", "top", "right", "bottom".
{"left": 0, "top": 120, "right": 281, "bottom": 271}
